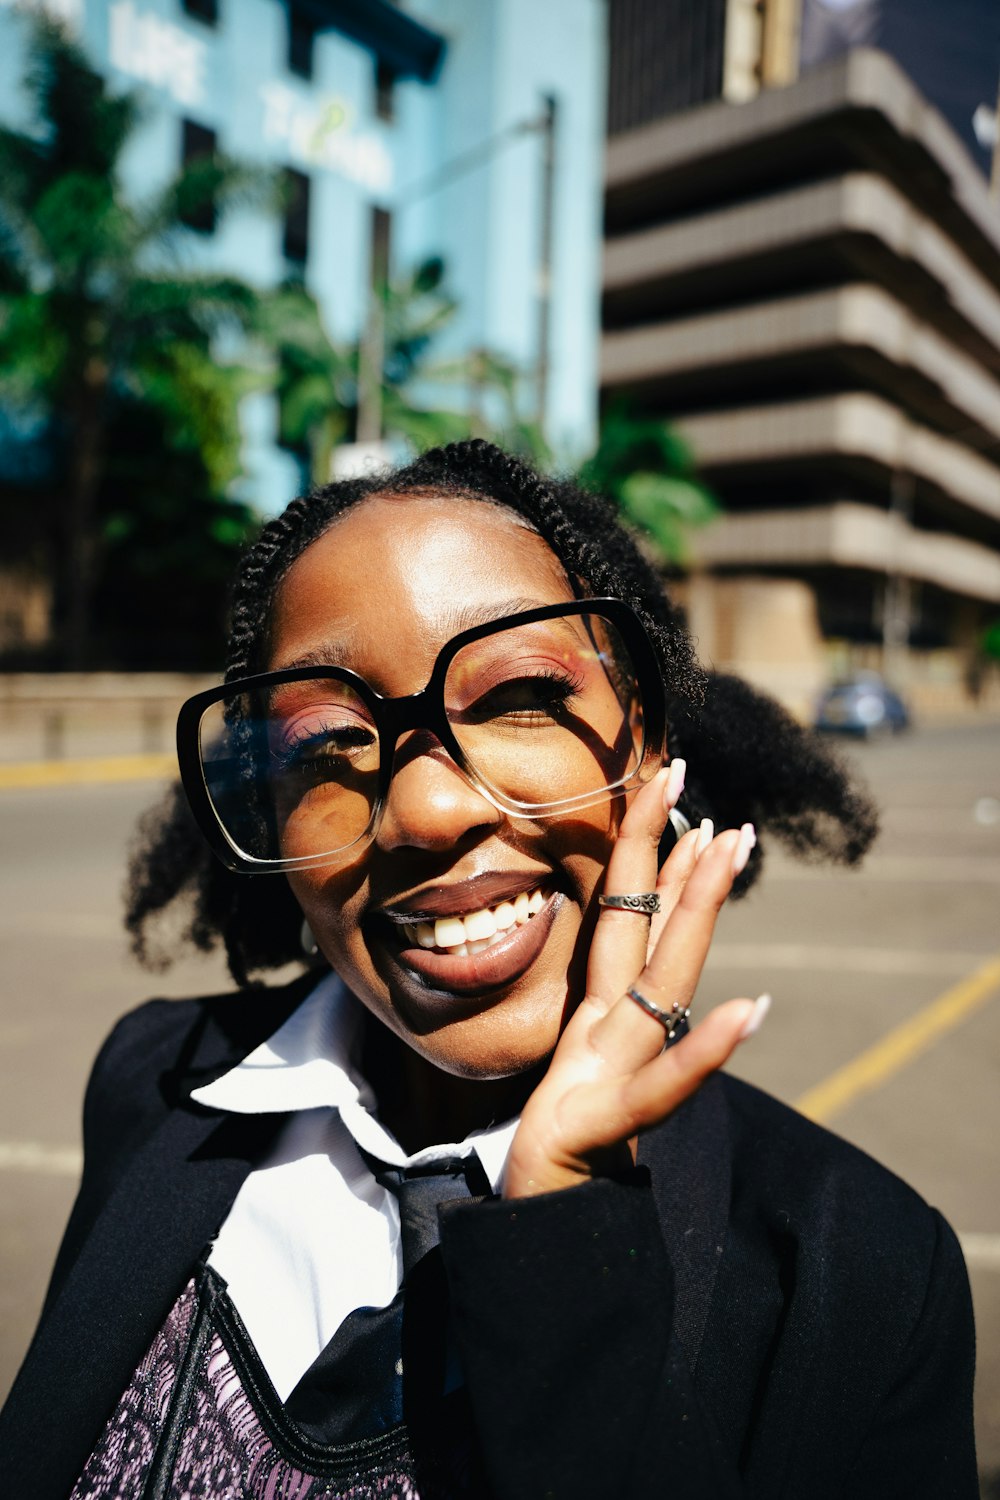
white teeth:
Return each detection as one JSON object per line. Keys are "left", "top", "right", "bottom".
{"left": 400, "top": 886, "right": 548, "bottom": 953}
{"left": 464, "top": 908, "right": 498, "bottom": 941}
{"left": 435, "top": 916, "right": 466, "bottom": 948}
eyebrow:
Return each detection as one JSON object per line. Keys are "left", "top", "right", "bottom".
{"left": 273, "top": 598, "right": 562, "bottom": 673}
{"left": 443, "top": 597, "right": 561, "bottom": 635}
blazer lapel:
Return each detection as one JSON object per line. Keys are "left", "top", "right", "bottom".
{"left": 0, "top": 973, "right": 316, "bottom": 1500}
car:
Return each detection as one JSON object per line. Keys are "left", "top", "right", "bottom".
{"left": 814, "top": 672, "right": 910, "bottom": 738}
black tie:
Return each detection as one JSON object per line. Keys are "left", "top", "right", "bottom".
{"left": 284, "top": 1153, "right": 491, "bottom": 1444}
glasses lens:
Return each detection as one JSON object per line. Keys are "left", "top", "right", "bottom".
{"left": 444, "top": 611, "right": 645, "bottom": 812}
{"left": 198, "top": 674, "right": 380, "bottom": 864}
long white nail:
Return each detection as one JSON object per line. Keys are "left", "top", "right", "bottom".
{"left": 731, "top": 821, "right": 757, "bottom": 876}
{"left": 664, "top": 757, "right": 686, "bottom": 808}
{"left": 696, "top": 817, "right": 714, "bottom": 855}
{"left": 738, "top": 993, "right": 771, "bottom": 1040}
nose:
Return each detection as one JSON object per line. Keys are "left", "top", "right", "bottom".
{"left": 374, "top": 730, "right": 503, "bottom": 853}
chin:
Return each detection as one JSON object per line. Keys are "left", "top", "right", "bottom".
{"left": 418, "top": 1037, "right": 555, "bottom": 1084}
{"left": 400, "top": 991, "right": 566, "bottom": 1084}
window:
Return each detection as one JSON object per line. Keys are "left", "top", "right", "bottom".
{"left": 374, "top": 59, "right": 396, "bottom": 122}
{"left": 283, "top": 167, "right": 311, "bottom": 266}
{"left": 180, "top": 119, "right": 217, "bottom": 234}
{"left": 182, "top": 0, "right": 218, "bottom": 25}
{"left": 287, "top": 4, "right": 316, "bottom": 78}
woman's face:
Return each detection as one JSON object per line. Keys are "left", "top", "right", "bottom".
{"left": 270, "top": 492, "right": 637, "bottom": 1082}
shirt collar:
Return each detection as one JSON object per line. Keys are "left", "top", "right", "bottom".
{"left": 191, "top": 971, "right": 517, "bottom": 1192}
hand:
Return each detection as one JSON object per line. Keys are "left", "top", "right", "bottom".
{"left": 503, "top": 764, "right": 766, "bottom": 1198}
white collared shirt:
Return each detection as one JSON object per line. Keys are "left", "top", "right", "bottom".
{"left": 192, "top": 971, "right": 518, "bottom": 1401}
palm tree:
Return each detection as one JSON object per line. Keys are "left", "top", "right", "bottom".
{"left": 577, "top": 403, "right": 718, "bottom": 564}
{"left": 269, "top": 257, "right": 549, "bottom": 486}
{"left": 0, "top": 20, "right": 265, "bottom": 665}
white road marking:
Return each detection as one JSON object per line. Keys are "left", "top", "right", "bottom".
{"left": 706, "top": 944, "right": 991, "bottom": 976}
{"left": 0, "top": 1141, "right": 82, "bottom": 1176}
{"left": 0, "top": 912, "right": 119, "bottom": 939}
{"left": 959, "top": 1234, "right": 1000, "bottom": 1272}
{"left": 2, "top": 1138, "right": 998, "bottom": 1278}
{"left": 1, "top": 1140, "right": 997, "bottom": 1276}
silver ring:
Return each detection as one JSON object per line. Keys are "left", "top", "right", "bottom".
{"left": 598, "top": 891, "right": 661, "bottom": 915}
{"left": 626, "top": 985, "right": 690, "bottom": 1038}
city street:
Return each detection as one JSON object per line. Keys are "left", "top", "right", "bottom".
{"left": 1, "top": 722, "right": 998, "bottom": 1483}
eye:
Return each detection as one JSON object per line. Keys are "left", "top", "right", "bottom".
{"left": 465, "top": 669, "right": 583, "bottom": 725}
{"left": 272, "top": 720, "right": 376, "bottom": 772}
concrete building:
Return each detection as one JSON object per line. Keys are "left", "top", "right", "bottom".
{"left": 0, "top": 0, "right": 606, "bottom": 516}
{"left": 603, "top": 5, "right": 1000, "bottom": 717}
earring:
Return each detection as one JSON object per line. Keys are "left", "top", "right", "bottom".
{"left": 660, "top": 804, "right": 692, "bottom": 853}
{"left": 668, "top": 806, "right": 692, "bottom": 841}
{"left": 300, "top": 919, "right": 319, "bottom": 959}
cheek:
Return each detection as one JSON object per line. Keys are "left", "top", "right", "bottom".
{"left": 540, "top": 789, "right": 631, "bottom": 888}
{"left": 288, "top": 869, "right": 370, "bottom": 971}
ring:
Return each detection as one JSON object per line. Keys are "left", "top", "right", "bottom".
{"left": 598, "top": 892, "right": 661, "bottom": 915}
{"left": 626, "top": 985, "right": 690, "bottom": 1039}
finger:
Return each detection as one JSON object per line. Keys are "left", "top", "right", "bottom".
{"left": 645, "top": 825, "right": 701, "bottom": 960}
{"left": 618, "top": 995, "right": 766, "bottom": 1133}
{"left": 550, "top": 997, "right": 767, "bottom": 1159}
{"left": 591, "top": 823, "right": 753, "bottom": 1066}
{"left": 643, "top": 824, "right": 754, "bottom": 1000}
{"left": 586, "top": 761, "right": 683, "bottom": 1002}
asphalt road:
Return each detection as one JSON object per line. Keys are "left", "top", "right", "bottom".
{"left": 1, "top": 723, "right": 998, "bottom": 1483}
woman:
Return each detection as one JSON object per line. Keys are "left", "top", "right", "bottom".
{"left": 0, "top": 441, "right": 977, "bottom": 1498}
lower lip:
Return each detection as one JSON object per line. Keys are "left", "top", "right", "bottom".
{"left": 387, "top": 892, "right": 563, "bottom": 997}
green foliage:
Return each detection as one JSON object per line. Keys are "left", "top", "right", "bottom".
{"left": 268, "top": 260, "right": 549, "bottom": 484}
{"left": 261, "top": 283, "right": 353, "bottom": 484}
{"left": 982, "top": 621, "right": 1000, "bottom": 662}
{"left": 578, "top": 403, "right": 717, "bottom": 563}
{"left": 421, "top": 346, "right": 551, "bottom": 469}
{"left": 0, "top": 18, "right": 267, "bottom": 666}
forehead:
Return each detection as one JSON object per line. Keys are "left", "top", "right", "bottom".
{"left": 267, "top": 491, "right": 576, "bottom": 678}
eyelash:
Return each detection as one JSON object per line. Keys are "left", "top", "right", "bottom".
{"left": 475, "top": 667, "right": 584, "bottom": 718}
{"left": 272, "top": 720, "right": 374, "bottom": 771}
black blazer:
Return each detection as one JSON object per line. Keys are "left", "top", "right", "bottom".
{"left": 0, "top": 975, "right": 978, "bottom": 1499}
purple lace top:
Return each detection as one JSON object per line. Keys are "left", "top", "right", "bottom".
{"left": 69, "top": 1266, "right": 484, "bottom": 1500}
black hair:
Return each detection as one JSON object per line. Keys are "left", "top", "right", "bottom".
{"left": 125, "top": 439, "right": 877, "bottom": 986}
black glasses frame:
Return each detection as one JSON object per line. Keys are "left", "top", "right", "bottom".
{"left": 177, "top": 598, "right": 667, "bottom": 874}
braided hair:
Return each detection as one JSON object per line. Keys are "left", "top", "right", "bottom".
{"left": 126, "top": 439, "right": 877, "bottom": 985}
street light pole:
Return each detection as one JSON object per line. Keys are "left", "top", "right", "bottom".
{"left": 536, "top": 94, "right": 558, "bottom": 433}
{"left": 353, "top": 100, "right": 559, "bottom": 447}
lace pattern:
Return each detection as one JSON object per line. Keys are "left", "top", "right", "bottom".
{"left": 70, "top": 1273, "right": 482, "bottom": 1499}
{"left": 168, "top": 1330, "right": 421, "bottom": 1499}
{"left": 70, "top": 1279, "right": 198, "bottom": 1499}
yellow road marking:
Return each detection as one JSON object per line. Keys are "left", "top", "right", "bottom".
{"left": 0, "top": 753, "right": 177, "bottom": 790}
{"left": 795, "top": 953, "right": 1000, "bottom": 1124}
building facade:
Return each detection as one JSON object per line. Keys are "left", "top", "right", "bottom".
{"left": 0, "top": 0, "right": 606, "bottom": 519}
{"left": 603, "top": 0, "right": 1000, "bottom": 716}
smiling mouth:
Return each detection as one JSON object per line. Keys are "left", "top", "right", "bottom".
{"left": 397, "top": 886, "right": 548, "bottom": 957}
{"left": 379, "top": 884, "right": 562, "bottom": 1000}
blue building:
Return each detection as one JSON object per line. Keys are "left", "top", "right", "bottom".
{"left": 0, "top": 0, "right": 606, "bottom": 513}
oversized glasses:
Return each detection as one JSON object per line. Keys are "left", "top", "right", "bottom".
{"left": 177, "top": 599, "right": 666, "bottom": 873}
